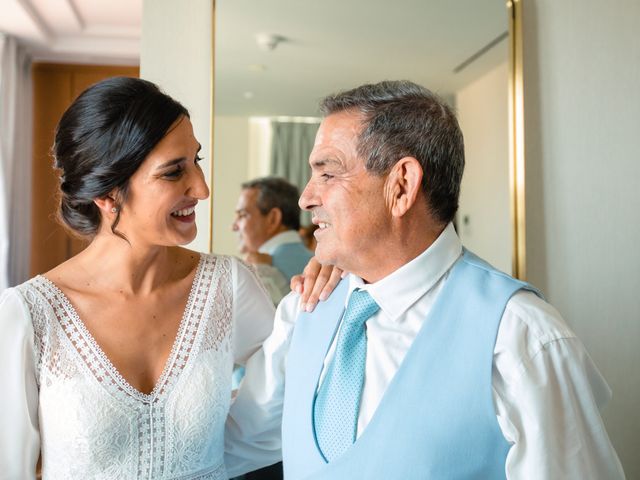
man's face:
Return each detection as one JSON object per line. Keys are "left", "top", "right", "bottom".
{"left": 232, "top": 188, "right": 271, "bottom": 253}
{"left": 299, "top": 111, "right": 390, "bottom": 278}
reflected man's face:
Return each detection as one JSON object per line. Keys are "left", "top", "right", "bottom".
{"left": 232, "top": 188, "right": 271, "bottom": 253}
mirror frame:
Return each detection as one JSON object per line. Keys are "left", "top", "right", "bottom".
{"left": 209, "top": 0, "right": 527, "bottom": 279}
{"left": 508, "top": 0, "right": 527, "bottom": 280}
{"left": 208, "top": 1, "right": 217, "bottom": 253}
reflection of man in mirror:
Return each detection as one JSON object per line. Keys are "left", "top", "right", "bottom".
{"left": 232, "top": 177, "right": 313, "bottom": 305}
{"left": 225, "top": 81, "right": 625, "bottom": 479}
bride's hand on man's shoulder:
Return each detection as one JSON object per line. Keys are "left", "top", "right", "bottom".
{"left": 290, "top": 257, "right": 345, "bottom": 312}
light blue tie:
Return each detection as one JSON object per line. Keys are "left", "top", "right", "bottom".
{"left": 313, "top": 289, "right": 380, "bottom": 462}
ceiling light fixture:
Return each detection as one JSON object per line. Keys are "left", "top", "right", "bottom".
{"left": 255, "top": 33, "right": 286, "bottom": 51}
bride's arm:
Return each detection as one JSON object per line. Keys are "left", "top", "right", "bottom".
{"left": 224, "top": 256, "right": 343, "bottom": 475}
{"left": 228, "top": 258, "right": 276, "bottom": 366}
{"left": 0, "top": 289, "right": 40, "bottom": 479}
{"left": 224, "top": 257, "right": 296, "bottom": 476}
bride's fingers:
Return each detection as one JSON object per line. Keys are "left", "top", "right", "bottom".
{"left": 301, "top": 263, "right": 332, "bottom": 311}
{"left": 300, "top": 258, "right": 323, "bottom": 303}
{"left": 291, "top": 258, "right": 346, "bottom": 312}
{"left": 290, "top": 257, "right": 322, "bottom": 295}
{"left": 302, "top": 263, "right": 344, "bottom": 312}
{"left": 317, "top": 266, "right": 344, "bottom": 302}
{"left": 290, "top": 273, "right": 304, "bottom": 295}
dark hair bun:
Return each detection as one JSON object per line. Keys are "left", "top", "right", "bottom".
{"left": 53, "top": 77, "right": 188, "bottom": 237}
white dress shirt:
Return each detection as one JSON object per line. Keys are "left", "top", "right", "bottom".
{"left": 226, "top": 224, "right": 625, "bottom": 479}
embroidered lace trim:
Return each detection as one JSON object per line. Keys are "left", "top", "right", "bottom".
{"left": 18, "top": 254, "right": 234, "bottom": 479}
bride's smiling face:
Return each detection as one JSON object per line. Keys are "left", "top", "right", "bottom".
{"left": 113, "top": 116, "right": 209, "bottom": 246}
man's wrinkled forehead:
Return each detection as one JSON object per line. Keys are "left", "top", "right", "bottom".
{"left": 314, "top": 109, "right": 365, "bottom": 144}
{"left": 309, "top": 111, "right": 365, "bottom": 167}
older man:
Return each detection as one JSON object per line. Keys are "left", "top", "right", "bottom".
{"left": 225, "top": 81, "right": 624, "bottom": 479}
{"left": 232, "top": 177, "right": 313, "bottom": 304}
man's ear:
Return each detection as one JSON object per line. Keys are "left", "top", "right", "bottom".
{"left": 266, "top": 207, "right": 283, "bottom": 231}
{"left": 386, "top": 157, "right": 423, "bottom": 217}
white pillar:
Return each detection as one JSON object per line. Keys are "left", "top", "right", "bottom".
{"left": 140, "top": 0, "right": 214, "bottom": 253}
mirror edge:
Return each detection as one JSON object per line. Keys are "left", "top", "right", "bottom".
{"left": 208, "top": 0, "right": 217, "bottom": 253}
{"left": 508, "top": 0, "right": 527, "bottom": 280}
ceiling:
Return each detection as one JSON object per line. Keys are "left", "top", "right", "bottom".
{"left": 0, "top": 0, "right": 508, "bottom": 116}
{"left": 214, "top": 0, "right": 508, "bottom": 116}
{"left": 0, "top": 0, "right": 141, "bottom": 65}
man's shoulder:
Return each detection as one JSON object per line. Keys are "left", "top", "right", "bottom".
{"left": 457, "top": 250, "right": 544, "bottom": 305}
{"left": 272, "top": 240, "right": 313, "bottom": 257}
{"left": 504, "top": 290, "right": 576, "bottom": 344}
{"left": 274, "top": 289, "right": 303, "bottom": 329}
{"left": 277, "top": 279, "right": 349, "bottom": 324}
{"left": 495, "top": 290, "right": 579, "bottom": 382}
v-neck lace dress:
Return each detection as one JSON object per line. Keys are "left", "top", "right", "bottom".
{"left": 0, "top": 254, "right": 276, "bottom": 479}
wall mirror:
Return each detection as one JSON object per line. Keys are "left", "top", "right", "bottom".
{"left": 212, "top": 0, "right": 525, "bottom": 277}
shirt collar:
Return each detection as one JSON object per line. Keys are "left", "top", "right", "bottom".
{"left": 347, "top": 222, "right": 462, "bottom": 321}
{"left": 259, "top": 230, "right": 303, "bottom": 254}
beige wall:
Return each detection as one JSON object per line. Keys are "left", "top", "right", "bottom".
{"left": 212, "top": 116, "right": 251, "bottom": 256}
{"left": 140, "top": 0, "right": 213, "bottom": 253}
{"left": 456, "top": 61, "right": 511, "bottom": 273}
{"left": 523, "top": 1, "right": 640, "bottom": 476}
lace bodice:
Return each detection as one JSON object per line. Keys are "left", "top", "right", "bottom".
{"left": 14, "top": 254, "right": 236, "bottom": 479}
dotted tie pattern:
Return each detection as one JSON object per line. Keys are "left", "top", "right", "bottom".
{"left": 313, "top": 289, "right": 380, "bottom": 462}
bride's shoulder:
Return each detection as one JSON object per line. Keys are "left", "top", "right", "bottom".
{"left": 1, "top": 276, "right": 52, "bottom": 334}
{"left": 188, "top": 249, "right": 244, "bottom": 273}
{"left": 199, "top": 252, "right": 267, "bottom": 291}
{"left": 180, "top": 249, "right": 243, "bottom": 290}
{"left": 5, "top": 273, "right": 53, "bottom": 306}
{"left": 38, "top": 253, "right": 94, "bottom": 296}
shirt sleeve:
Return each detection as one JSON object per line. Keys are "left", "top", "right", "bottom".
{"left": 251, "top": 263, "right": 290, "bottom": 306}
{"left": 224, "top": 286, "right": 300, "bottom": 477}
{"left": 0, "top": 288, "right": 40, "bottom": 479}
{"left": 494, "top": 291, "right": 625, "bottom": 479}
{"left": 229, "top": 257, "right": 276, "bottom": 365}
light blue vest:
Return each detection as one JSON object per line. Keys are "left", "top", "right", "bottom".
{"left": 282, "top": 250, "right": 539, "bottom": 479}
{"left": 271, "top": 241, "right": 314, "bottom": 282}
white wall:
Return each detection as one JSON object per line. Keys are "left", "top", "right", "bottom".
{"left": 523, "top": 1, "right": 640, "bottom": 477}
{"left": 139, "top": 0, "right": 213, "bottom": 253}
{"left": 212, "top": 116, "right": 251, "bottom": 256}
{"left": 456, "top": 61, "right": 511, "bottom": 274}
{"left": 248, "top": 118, "right": 272, "bottom": 180}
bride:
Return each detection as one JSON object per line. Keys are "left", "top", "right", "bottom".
{"left": 0, "top": 77, "right": 334, "bottom": 479}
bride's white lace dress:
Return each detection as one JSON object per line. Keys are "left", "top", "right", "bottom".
{"left": 0, "top": 254, "right": 275, "bottom": 479}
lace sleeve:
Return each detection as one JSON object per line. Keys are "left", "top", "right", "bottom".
{"left": 0, "top": 288, "right": 40, "bottom": 478}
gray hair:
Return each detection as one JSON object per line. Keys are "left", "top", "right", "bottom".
{"left": 320, "top": 80, "right": 465, "bottom": 224}
{"left": 241, "top": 176, "right": 302, "bottom": 230}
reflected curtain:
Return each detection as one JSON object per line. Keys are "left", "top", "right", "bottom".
{"left": 269, "top": 121, "right": 319, "bottom": 225}
{"left": 0, "top": 34, "right": 32, "bottom": 288}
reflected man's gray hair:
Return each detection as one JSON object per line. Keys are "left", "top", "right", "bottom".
{"left": 320, "top": 80, "right": 465, "bottom": 224}
{"left": 241, "top": 176, "right": 302, "bottom": 230}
